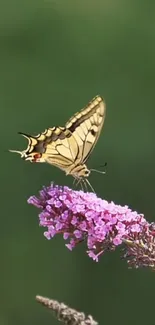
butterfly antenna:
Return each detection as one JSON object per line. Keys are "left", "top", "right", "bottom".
{"left": 100, "top": 162, "right": 107, "bottom": 168}
{"left": 91, "top": 168, "right": 106, "bottom": 174}
{"left": 91, "top": 162, "right": 107, "bottom": 175}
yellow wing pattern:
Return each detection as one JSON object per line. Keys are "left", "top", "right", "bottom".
{"left": 9, "top": 95, "right": 106, "bottom": 179}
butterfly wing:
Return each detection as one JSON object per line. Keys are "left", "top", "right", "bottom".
{"left": 17, "top": 127, "right": 79, "bottom": 171}
{"left": 65, "top": 95, "right": 106, "bottom": 164}
{"left": 43, "top": 127, "right": 79, "bottom": 171}
{"left": 10, "top": 96, "right": 106, "bottom": 177}
{"left": 44, "top": 95, "right": 106, "bottom": 172}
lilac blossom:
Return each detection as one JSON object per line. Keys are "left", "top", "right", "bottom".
{"left": 28, "top": 183, "right": 155, "bottom": 269}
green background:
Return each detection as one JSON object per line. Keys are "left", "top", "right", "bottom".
{"left": 1, "top": 1, "right": 155, "bottom": 324}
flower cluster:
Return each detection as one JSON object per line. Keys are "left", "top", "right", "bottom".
{"left": 36, "top": 295, "right": 98, "bottom": 325}
{"left": 28, "top": 183, "right": 155, "bottom": 269}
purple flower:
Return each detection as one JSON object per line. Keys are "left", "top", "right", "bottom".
{"left": 28, "top": 183, "right": 155, "bottom": 270}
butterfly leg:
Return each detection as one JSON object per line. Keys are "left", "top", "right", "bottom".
{"left": 82, "top": 179, "right": 88, "bottom": 192}
{"left": 73, "top": 177, "right": 95, "bottom": 193}
{"left": 73, "top": 177, "right": 81, "bottom": 190}
{"left": 75, "top": 178, "right": 85, "bottom": 192}
{"left": 80, "top": 180, "right": 85, "bottom": 192}
{"left": 73, "top": 178, "right": 76, "bottom": 186}
{"left": 85, "top": 178, "right": 95, "bottom": 193}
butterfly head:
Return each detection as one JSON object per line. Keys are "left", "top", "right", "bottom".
{"left": 9, "top": 132, "right": 46, "bottom": 163}
{"left": 70, "top": 164, "right": 91, "bottom": 179}
{"left": 82, "top": 167, "right": 91, "bottom": 178}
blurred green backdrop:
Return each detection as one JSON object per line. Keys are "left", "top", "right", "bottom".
{"left": 1, "top": 1, "right": 155, "bottom": 324}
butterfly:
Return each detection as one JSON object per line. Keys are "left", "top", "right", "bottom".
{"left": 10, "top": 95, "right": 106, "bottom": 191}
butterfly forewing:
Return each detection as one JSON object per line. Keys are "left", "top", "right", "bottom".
{"left": 65, "top": 95, "right": 106, "bottom": 164}
{"left": 44, "top": 127, "right": 79, "bottom": 171}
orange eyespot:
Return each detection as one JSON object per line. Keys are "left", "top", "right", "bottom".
{"left": 33, "top": 153, "right": 42, "bottom": 162}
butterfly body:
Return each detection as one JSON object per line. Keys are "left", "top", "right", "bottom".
{"left": 10, "top": 95, "right": 106, "bottom": 181}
